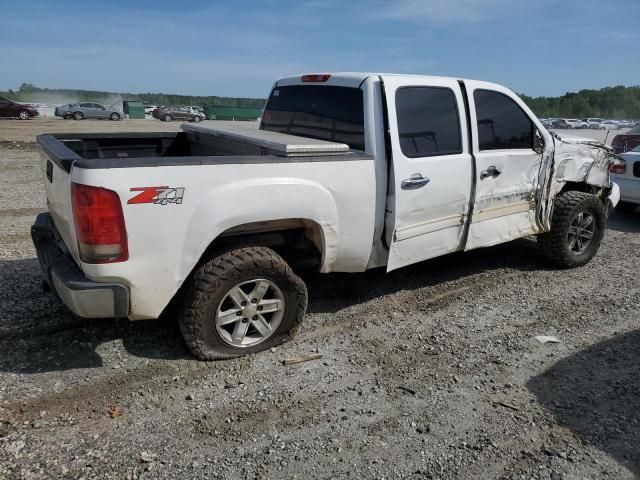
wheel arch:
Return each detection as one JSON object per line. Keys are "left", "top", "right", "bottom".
{"left": 199, "top": 218, "right": 327, "bottom": 271}
{"left": 161, "top": 218, "right": 326, "bottom": 322}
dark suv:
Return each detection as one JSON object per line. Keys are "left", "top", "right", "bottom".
{"left": 0, "top": 97, "right": 38, "bottom": 119}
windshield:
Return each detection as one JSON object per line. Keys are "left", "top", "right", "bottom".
{"left": 628, "top": 125, "right": 640, "bottom": 134}
{"left": 261, "top": 85, "right": 365, "bottom": 151}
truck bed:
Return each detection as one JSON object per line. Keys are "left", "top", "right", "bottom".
{"left": 38, "top": 122, "right": 360, "bottom": 173}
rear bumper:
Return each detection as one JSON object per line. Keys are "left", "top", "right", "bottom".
{"left": 30, "top": 213, "right": 129, "bottom": 318}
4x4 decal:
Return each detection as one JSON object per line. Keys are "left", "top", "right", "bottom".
{"left": 128, "top": 186, "right": 185, "bottom": 205}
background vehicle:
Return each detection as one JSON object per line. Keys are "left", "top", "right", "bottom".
{"left": 611, "top": 125, "right": 640, "bottom": 153}
{"left": 610, "top": 144, "right": 640, "bottom": 213}
{"left": 0, "top": 97, "right": 39, "bottom": 119}
{"left": 584, "top": 118, "right": 606, "bottom": 129}
{"left": 155, "top": 106, "right": 205, "bottom": 122}
{"left": 144, "top": 105, "right": 158, "bottom": 115}
{"left": 565, "top": 118, "right": 586, "bottom": 128}
{"left": 550, "top": 119, "right": 571, "bottom": 129}
{"left": 601, "top": 120, "right": 621, "bottom": 130}
{"left": 32, "top": 73, "right": 619, "bottom": 360}
{"left": 55, "top": 102, "right": 122, "bottom": 120}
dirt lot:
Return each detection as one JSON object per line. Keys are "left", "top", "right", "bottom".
{"left": 0, "top": 120, "right": 639, "bottom": 479}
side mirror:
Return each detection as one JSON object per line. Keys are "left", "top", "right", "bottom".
{"left": 533, "top": 128, "right": 545, "bottom": 154}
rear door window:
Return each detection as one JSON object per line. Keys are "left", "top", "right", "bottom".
{"left": 395, "top": 86, "right": 462, "bottom": 157}
{"left": 261, "top": 85, "right": 365, "bottom": 150}
{"left": 474, "top": 90, "right": 534, "bottom": 150}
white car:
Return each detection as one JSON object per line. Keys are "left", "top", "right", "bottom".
{"left": 32, "top": 72, "right": 620, "bottom": 360}
{"left": 565, "top": 119, "right": 587, "bottom": 129}
{"left": 611, "top": 144, "right": 640, "bottom": 213}
{"left": 585, "top": 118, "right": 606, "bottom": 129}
{"left": 601, "top": 120, "right": 621, "bottom": 130}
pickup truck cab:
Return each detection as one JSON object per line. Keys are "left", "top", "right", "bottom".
{"left": 32, "top": 72, "right": 620, "bottom": 360}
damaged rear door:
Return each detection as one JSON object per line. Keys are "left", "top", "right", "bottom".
{"left": 464, "top": 81, "right": 546, "bottom": 249}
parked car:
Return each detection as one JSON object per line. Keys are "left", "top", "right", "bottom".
{"left": 144, "top": 105, "right": 158, "bottom": 115}
{"left": 0, "top": 97, "right": 39, "bottom": 119}
{"left": 550, "top": 119, "right": 571, "bottom": 129}
{"left": 55, "top": 102, "right": 122, "bottom": 120}
{"left": 155, "top": 106, "right": 205, "bottom": 122}
{"left": 610, "top": 144, "right": 640, "bottom": 213}
{"left": 601, "top": 120, "right": 621, "bottom": 130}
{"left": 32, "top": 72, "right": 620, "bottom": 360}
{"left": 565, "top": 119, "right": 586, "bottom": 129}
{"left": 611, "top": 124, "right": 640, "bottom": 153}
{"left": 584, "top": 118, "right": 606, "bottom": 129}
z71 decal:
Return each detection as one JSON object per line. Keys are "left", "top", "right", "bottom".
{"left": 128, "top": 186, "right": 185, "bottom": 205}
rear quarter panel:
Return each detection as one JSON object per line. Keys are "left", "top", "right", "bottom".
{"left": 72, "top": 158, "right": 376, "bottom": 319}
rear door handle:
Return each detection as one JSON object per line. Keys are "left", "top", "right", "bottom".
{"left": 480, "top": 165, "right": 502, "bottom": 180}
{"left": 401, "top": 174, "right": 430, "bottom": 189}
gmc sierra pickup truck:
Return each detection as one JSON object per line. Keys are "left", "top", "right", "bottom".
{"left": 32, "top": 72, "right": 621, "bottom": 360}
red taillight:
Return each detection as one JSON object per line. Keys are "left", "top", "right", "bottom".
{"left": 609, "top": 160, "right": 626, "bottom": 174}
{"left": 71, "top": 183, "right": 128, "bottom": 263}
{"left": 301, "top": 74, "right": 331, "bottom": 82}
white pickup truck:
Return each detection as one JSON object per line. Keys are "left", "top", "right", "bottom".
{"left": 32, "top": 72, "right": 621, "bottom": 360}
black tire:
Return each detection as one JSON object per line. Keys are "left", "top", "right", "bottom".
{"left": 538, "top": 191, "right": 606, "bottom": 268}
{"left": 163, "top": 114, "right": 172, "bottom": 122}
{"left": 615, "top": 201, "right": 637, "bottom": 214}
{"left": 110, "top": 112, "right": 120, "bottom": 121}
{"left": 17, "top": 110, "right": 30, "bottom": 120}
{"left": 73, "top": 111, "right": 84, "bottom": 120}
{"left": 179, "top": 247, "right": 308, "bottom": 360}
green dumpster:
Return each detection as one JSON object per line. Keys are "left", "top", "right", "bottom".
{"left": 204, "top": 105, "right": 262, "bottom": 121}
{"left": 123, "top": 101, "right": 145, "bottom": 119}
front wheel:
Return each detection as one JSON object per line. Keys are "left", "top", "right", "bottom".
{"left": 110, "top": 112, "right": 120, "bottom": 121}
{"left": 179, "top": 247, "right": 308, "bottom": 360}
{"left": 73, "top": 112, "right": 84, "bottom": 120}
{"left": 163, "top": 114, "right": 172, "bottom": 122}
{"left": 18, "top": 110, "right": 30, "bottom": 120}
{"left": 192, "top": 115, "right": 201, "bottom": 122}
{"left": 538, "top": 191, "right": 606, "bottom": 268}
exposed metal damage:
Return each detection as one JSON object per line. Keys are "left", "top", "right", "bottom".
{"left": 537, "top": 133, "right": 622, "bottom": 230}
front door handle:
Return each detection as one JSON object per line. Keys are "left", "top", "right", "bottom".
{"left": 480, "top": 165, "right": 502, "bottom": 180}
{"left": 401, "top": 174, "right": 430, "bottom": 189}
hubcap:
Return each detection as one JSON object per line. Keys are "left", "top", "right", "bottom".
{"left": 568, "top": 212, "right": 595, "bottom": 254}
{"left": 19, "top": 111, "right": 29, "bottom": 119}
{"left": 215, "top": 279, "right": 285, "bottom": 347}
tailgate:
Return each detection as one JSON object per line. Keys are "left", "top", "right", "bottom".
{"left": 37, "top": 134, "right": 82, "bottom": 261}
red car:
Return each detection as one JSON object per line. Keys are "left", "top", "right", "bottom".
{"left": 0, "top": 97, "right": 38, "bottom": 119}
{"left": 611, "top": 124, "right": 640, "bottom": 153}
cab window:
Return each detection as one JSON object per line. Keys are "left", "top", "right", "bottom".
{"left": 474, "top": 90, "right": 533, "bottom": 150}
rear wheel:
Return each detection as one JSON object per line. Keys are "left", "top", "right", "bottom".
{"left": 538, "top": 191, "right": 606, "bottom": 268}
{"left": 179, "top": 246, "right": 308, "bottom": 360}
{"left": 163, "top": 114, "right": 172, "bottom": 122}
{"left": 73, "top": 112, "right": 84, "bottom": 120}
{"left": 17, "top": 110, "right": 30, "bottom": 120}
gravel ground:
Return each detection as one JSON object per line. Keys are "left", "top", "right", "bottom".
{"left": 0, "top": 126, "right": 639, "bottom": 479}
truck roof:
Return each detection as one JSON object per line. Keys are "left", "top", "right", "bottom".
{"left": 275, "top": 72, "right": 507, "bottom": 91}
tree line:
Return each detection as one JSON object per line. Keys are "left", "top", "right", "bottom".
{"left": 520, "top": 85, "right": 640, "bottom": 119}
{"left": 3, "top": 82, "right": 640, "bottom": 119}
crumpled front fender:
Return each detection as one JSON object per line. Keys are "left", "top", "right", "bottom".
{"left": 537, "top": 135, "right": 621, "bottom": 230}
